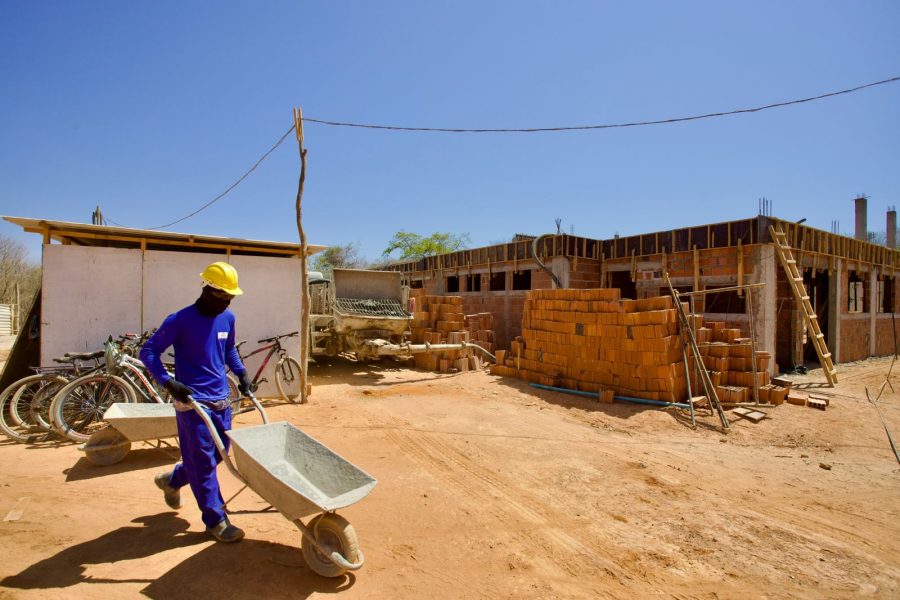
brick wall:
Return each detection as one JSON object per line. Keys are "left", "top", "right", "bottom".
{"left": 876, "top": 316, "right": 899, "bottom": 356}
{"left": 840, "top": 316, "right": 870, "bottom": 362}
{"left": 774, "top": 264, "right": 800, "bottom": 369}
{"left": 411, "top": 259, "right": 603, "bottom": 351}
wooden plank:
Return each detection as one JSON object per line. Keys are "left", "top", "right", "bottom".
{"left": 732, "top": 407, "right": 767, "bottom": 423}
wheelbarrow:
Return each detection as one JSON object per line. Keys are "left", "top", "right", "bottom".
{"left": 80, "top": 403, "right": 178, "bottom": 466}
{"left": 187, "top": 395, "right": 378, "bottom": 578}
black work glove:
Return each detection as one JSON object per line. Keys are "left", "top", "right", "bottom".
{"left": 164, "top": 379, "right": 192, "bottom": 403}
{"left": 237, "top": 372, "right": 253, "bottom": 396}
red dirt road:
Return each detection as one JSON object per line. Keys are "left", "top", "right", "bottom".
{"left": 1, "top": 357, "right": 899, "bottom": 599}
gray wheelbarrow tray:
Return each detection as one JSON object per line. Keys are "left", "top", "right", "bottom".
{"left": 188, "top": 396, "right": 377, "bottom": 575}
{"left": 79, "top": 403, "right": 178, "bottom": 466}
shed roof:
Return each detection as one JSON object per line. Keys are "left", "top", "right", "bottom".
{"left": 3, "top": 216, "right": 325, "bottom": 258}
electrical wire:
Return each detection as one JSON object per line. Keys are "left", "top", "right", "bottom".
{"left": 146, "top": 124, "right": 296, "bottom": 231}
{"left": 137, "top": 75, "right": 899, "bottom": 230}
{"left": 303, "top": 75, "right": 900, "bottom": 133}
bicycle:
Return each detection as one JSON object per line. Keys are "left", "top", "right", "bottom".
{"left": 50, "top": 334, "right": 240, "bottom": 443}
{"left": 0, "top": 350, "right": 107, "bottom": 443}
{"left": 236, "top": 331, "right": 302, "bottom": 403}
{"left": 49, "top": 333, "right": 157, "bottom": 443}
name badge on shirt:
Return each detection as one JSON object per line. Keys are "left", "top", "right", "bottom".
{"left": 218, "top": 331, "right": 228, "bottom": 340}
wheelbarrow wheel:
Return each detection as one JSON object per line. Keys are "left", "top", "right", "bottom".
{"left": 301, "top": 513, "right": 360, "bottom": 578}
{"left": 83, "top": 428, "right": 132, "bottom": 466}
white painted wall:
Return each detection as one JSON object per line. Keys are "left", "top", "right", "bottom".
{"left": 229, "top": 254, "right": 303, "bottom": 397}
{"left": 41, "top": 245, "right": 303, "bottom": 398}
{"left": 42, "top": 245, "right": 143, "bottom": 362}
{"left": 142, "top": 249, "right": 228, "bottom": 331}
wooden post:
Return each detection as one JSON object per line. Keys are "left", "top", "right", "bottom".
{"left": 293, "top": 107, "right": 311, "bottom": 404}
{"left": 737, "top": 240, "right": 744, "bottom": 296}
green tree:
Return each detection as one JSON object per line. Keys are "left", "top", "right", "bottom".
{"left": 382, "top": 231, "right": 471, "bottom": 261}
{"left": 310, "top": 242, "right": 366, "bottom": 275}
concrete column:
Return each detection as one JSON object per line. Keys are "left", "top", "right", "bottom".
{"left": 550, "top": 256, "right": 569, "bottom": 289}
{"left": 828, "top": 258, "right": 841, "bottom": 363}
{"left": 855, "top": 196, "right": 868, "bottom": 241}
{"left": 751, "top": 245, "right": 777, "bottom": 375}
{"left": 870, "top": 269, "right": 878, "bottom": 356}
{"left": 888, "top": 209, "right": 897, "bottom": 249}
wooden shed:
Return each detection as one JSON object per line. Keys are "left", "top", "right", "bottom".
{"left": 1, "top": 216, "right": 324, "bottom": 397}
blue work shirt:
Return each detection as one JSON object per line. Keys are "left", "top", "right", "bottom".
{"left": 140, "top": 304, "right": 246, "bottom": 401}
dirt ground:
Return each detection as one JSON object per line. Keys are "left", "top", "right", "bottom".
{"left": 1, "top": 355, "right": 898, "bottom": 599}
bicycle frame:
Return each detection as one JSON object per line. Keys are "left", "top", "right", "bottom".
{"left": 238, "top": 342, "right": 284, "bottom": 389}
{"left": 118, "top": 355, "right": 167, "bottom": 403}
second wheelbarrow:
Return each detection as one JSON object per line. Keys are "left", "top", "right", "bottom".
{"left": 80, "top": 403, "right": 178, "bottom": 466}
{"left": 188, "top": 395, "right": 378, "bottom": 578}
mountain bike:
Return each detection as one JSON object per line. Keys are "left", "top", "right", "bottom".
{"left": 0, "top": 349, "right": 107, "bottom": 443}
{"left": 49, "top": 333, "right": 156, "bottom": 443}
{"left": 236, "top": 331, "right": 302, "bottom": 403}
{"left": 49, "top": 334, "right": 240, "bottom": 442}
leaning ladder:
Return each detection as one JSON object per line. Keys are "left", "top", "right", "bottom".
{"left": 768, "top": 224, "right": 837, "bottom": 386}
{"left": 664, "top": 273, "right": 730, "bottom": 431}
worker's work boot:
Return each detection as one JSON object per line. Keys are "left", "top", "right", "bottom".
{"left": 207, "top": 518, "right": 245, "bottom": 543}
{"left": 154, "top": 471, "right": 181, "bottom": 510}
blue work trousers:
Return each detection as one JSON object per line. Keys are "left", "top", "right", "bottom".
{"left": 169, "top": 404, "right": 232, "bottom": 529}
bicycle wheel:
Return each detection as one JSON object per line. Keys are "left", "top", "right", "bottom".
{"left": 274, "top": 356, "right": 303, "bottom": 403}
{"left": 227, "top": 373, "right": 241, "bottom": 413}
{"left": 50, "top": 374, "right": 137, "bottom": 443}
{"left": 0, "top": 376, "right": 52, "bottom": 443}
{"left": 17, "top": 375, "right": 69, "bottom": 433}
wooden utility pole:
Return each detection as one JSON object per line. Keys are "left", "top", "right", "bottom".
{"left": 293, "top": 107, "right": 310, "bottom": 404}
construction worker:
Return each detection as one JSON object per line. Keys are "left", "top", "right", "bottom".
{"left": 140, "top": 261, "right": 253, "bottom": 543}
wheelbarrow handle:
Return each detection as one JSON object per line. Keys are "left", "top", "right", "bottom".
{"left": 246, "top": 393, "right": 269, "bottom": 425}
{"left": 184, "top": 394, "right": 261, "bottom": 488}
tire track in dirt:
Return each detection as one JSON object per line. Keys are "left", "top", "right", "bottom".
{"left": 382, "top": 418, "right": 626, "bottom": 583}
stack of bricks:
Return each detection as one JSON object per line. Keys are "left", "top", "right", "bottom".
{"left": 691, "top": 320, "right": 786, "bottom": 405}
{"left": 408, "top": 290, "right": 495, "bottom": 373}
{"left": 465, "top": 312, "right": 495, "bottom": 355}
{"left": 490, "top": 289, "right": 689, "bottom": 403}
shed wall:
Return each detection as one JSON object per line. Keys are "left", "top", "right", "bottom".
{"left": 41, "top": 245, "right": 302, "bottom": 398}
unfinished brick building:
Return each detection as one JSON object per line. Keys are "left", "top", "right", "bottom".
{"left": 389, "top": 207, "right": 899, "bottom": 376}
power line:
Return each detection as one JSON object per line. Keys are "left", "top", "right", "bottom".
{"left": 146, "top": 124, "right": 296, "bottom": 231}
{"left": 140, "top": 75, "right": 899, "bottom": 230}
{"left": 303, "top": 75, "right": 900, "bottom": 133}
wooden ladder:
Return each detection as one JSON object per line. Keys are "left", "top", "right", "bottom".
{"left": 768, "top": 225, "right": 837, "bottom": 386}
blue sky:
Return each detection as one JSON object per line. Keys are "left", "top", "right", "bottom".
{"left": 1, "top": 1, "right": 898, "bottom": 264}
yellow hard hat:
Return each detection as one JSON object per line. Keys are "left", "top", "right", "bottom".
{"left": 200, "top": 262, "right": 243, "bottom": 295}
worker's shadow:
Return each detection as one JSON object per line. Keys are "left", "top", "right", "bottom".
{"left": 1, "top": 512, "right": 354, "bottom": 598}
{"left": 64, "top": 447, "right": 180, "bottom": 482}
{"left": 1, "top": 513, "right": 205, "bottom": 590}
{"left": 141, "top": 536, "right": 355, "bottom": 599}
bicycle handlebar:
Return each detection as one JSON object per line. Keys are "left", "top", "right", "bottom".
{"left": 256, "top": 331, "right": 299, "bottom": 344}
